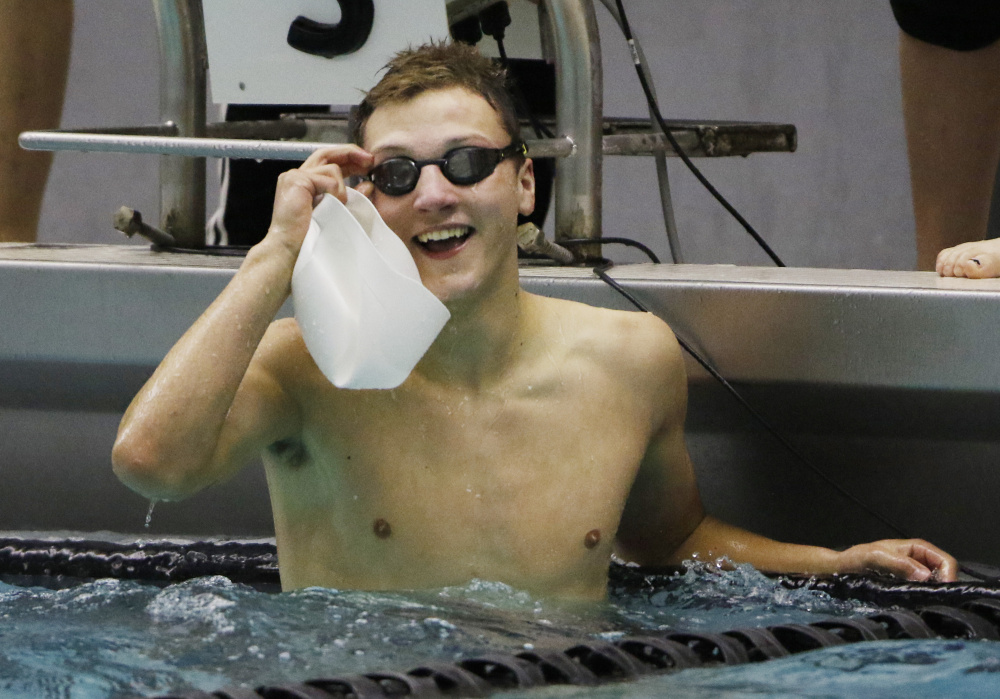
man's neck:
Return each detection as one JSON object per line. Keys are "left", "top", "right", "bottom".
{"left": 416, "top": 275, "right": 535, "bottom": 391}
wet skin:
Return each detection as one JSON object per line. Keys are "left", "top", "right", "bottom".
{"left": 113, "top": 87, "right": 959, "bottom": 598}
{"left": 362, "top": 88, "right": 532, "bottom": 309}
{"left": 254, "top": 88, "right": 680, "bottom": 596}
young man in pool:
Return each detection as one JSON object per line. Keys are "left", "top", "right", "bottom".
{"left": 112, "top": 42, "right": 957, "bottom": 597}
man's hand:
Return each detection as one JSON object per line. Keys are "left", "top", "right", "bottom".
{"left": 836, "top": 539, "right": 958, "bottom": 582}
{"left": 266, "top": 145, "right": 374, "bottom": 261}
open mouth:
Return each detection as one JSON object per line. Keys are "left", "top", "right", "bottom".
{"left": 415, "top": 226, "right": 474, "bottom": 254}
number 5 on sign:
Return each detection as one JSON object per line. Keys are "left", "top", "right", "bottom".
{"left": 202, "top": 0, "right": 450, "bottom": 106}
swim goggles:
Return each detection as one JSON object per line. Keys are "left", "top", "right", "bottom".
{"left": 367, "top": 142, "right": 527, "bottom": 196}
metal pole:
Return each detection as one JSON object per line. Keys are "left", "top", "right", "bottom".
{"left": 153, "top": 0, "right": 206, "bottom": 247}
{"left": 597, "top": 0, "right": 681, "bottom": 262}
{"left": 18, "top": 132, "right": 576, "bottom": 161}
{"left": 542, "top": 0, "right": 603, "bottom": 250}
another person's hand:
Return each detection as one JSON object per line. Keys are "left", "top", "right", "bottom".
{"left": 835, "top": 539, "right": 957, "bottom": 582}
{"left": 936, "top": 239, "right": 1000, "bottom": 278}
{"left": 266, "top": 145, "right": 374, "bottom": 260}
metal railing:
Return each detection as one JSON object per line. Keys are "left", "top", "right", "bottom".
{"left": 18, "top": 0, "right": 795, "bottom": 255}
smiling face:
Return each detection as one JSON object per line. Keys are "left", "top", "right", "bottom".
{"left": 362, "top": 87, "right": 535, "bottom": 308}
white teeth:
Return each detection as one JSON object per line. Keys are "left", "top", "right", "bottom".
{"left": 416, "top": 227, "right": 468, "bottom": 244}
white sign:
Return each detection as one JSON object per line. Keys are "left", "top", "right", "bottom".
{"left": 202, "top": 0, "right": 450, "bottom": 106}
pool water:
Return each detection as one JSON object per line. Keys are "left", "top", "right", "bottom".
{"left": 0, "top": 562, "right": 997, "bottom": 698}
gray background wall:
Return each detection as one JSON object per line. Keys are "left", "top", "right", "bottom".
{"left": 40, "top": 0, "right": 925, "bottom": 269}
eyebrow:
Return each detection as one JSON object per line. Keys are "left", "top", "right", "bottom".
{"left": 370, "top": 137, "right": 497, "bottom": 159}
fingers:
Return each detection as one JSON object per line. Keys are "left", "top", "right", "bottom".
{"left": 354, "top": 179, "right": 375, "bottom": 199}
{"left": 854, "top": 545, "right": 932, "bottom": 581}
{"left": 276, "top": 163, "right": 350, "bottom": 207}
{"left": 936, "top": 240, "right": 1000, "bottom": 278}
{"left": 260, "top": 145, "right": 375, "bottom": 260}
{"left": 307, "top": 168, "right": 348, "bottom": 205}
{"left": 963, "top": 252, "right": 1000, "bottom": 279}
{"left": 273, "top": 145, "right": 373, "bottom": 214}
{"left": 302, "top": 144, "right": 374, "bottom": 176}
{"left": 292, "top": 146, "right": 375, "bottom": 205}
{"left": 908, "top": 540, "right": 958, "bottom": 582}
{"left": 842, "top": 539, "right": 958, "bottom": 583}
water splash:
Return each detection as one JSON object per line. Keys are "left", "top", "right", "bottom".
{"left": 609, "top": 560, "right": 873, "bottom": 633}
{"left": 0, "top": 567, "right": 990, "bottom": 699}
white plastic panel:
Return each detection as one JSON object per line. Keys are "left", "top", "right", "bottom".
{"left": 202, "top": 0, "right": 450, "bottom": 105}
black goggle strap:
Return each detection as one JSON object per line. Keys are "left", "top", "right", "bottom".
{"left": 501, "top": 141, "right": 528, "bottom": 160}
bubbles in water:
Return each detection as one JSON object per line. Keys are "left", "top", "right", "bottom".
{"left": 144, "top": 500, "right": 157, "bottom": 529}
{"left": 145, "top": 577, "right": 239, "bottom": 638}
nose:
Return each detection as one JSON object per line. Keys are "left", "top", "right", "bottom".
{"left": 411, "top": 164, "right": 460, "bottom": 212}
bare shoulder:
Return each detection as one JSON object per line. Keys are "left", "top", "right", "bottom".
{"left": 531, "top": 293, "right": 684, "bottom": 391}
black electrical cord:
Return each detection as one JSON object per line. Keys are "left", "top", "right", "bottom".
{"left": 498, "top": 40, "right": 555, "bottom": 140}
{"left": 593, "top": 262, "right": 911, "bottom": 540}
{"left": 481, "top": 3, "right": 556, "bottom": 141}
{"left": 153, "top": 244, "right": 251, "bottom": 256}
{"left": 561, "top": 237, "right": 660, "bottom": 263}
{"left": 611, "top": 0, "right": 786, "bottom": 268}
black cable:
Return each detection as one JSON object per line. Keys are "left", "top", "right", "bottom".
{"left": 593, "top": 263, "right": 910, "bottom": 540}
{"left": 497, "top": 38, "right": 555, "bottom": 140}
{"left": 482, "top": 5, "right": 555, "bottom": 141}
{"left": 154, "top": 244, "right": 250, "bottom": 256}
{"left": 611, "top": 0, "right": 786, "bottom": 268}
{"left": 560, "top": 237, "right": 660, "bottom": 263}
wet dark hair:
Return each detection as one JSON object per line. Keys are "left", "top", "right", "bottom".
{"left": 351, "top": 41, "right": 520, "bottom": 148}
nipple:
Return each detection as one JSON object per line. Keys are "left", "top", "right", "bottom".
{"left": 584, "top": 529, "right": 601, "bottom": 549}
{"left": 373, "top": 518, "right": 392, "bottom": 539}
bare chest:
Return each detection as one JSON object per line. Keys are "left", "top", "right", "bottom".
{"left": 267, "top": 374, "right": 656, "bottom": 592}
{"left": 332, "top": 380, "right": 646, "bottom": 506}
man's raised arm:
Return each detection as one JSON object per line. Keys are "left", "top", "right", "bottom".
{"left": 112, "top": 146, "right": 373, "bottom": 501}
{"left": 614, "top": 322, "right": 959, "bottom": 583}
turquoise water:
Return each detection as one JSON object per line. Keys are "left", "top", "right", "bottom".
{"left": 0, "top": 563, "right": 997, "bottom": 698}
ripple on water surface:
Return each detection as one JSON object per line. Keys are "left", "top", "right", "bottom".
{"left": 0, "top": 564, "right": 997, "bottom": 698}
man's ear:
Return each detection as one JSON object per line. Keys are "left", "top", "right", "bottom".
{"left": 517, "top": 158, "right": 536, "bottom": 217}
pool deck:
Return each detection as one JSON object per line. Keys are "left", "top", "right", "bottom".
{"left": 5, "top": 243, "right": 1000, "bottom": 400}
